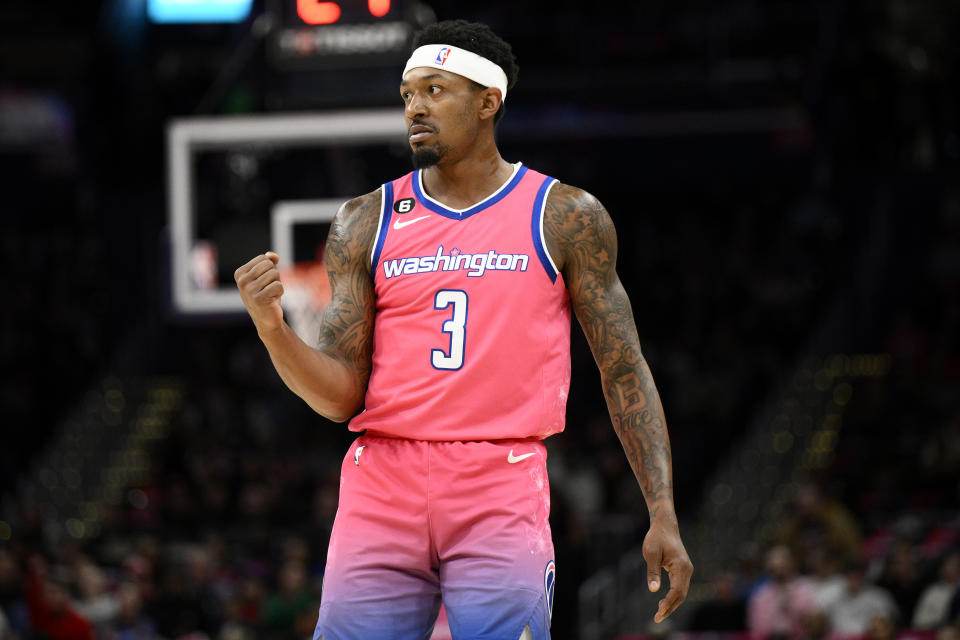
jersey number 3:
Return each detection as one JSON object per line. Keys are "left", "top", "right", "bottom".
{"left": 431, "top": 289, "right": 468, "bottom": 370}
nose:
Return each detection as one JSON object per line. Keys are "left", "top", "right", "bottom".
{"left": 405, "top": 90, "right": 427, "bottom": 120}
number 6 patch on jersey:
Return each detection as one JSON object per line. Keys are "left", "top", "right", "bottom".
{"left": 394, "top": 197, "right": 415, "bottom": 213}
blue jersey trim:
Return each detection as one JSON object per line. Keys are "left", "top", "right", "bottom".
{"left": 412, "top": 165, "right": 529, "bottom": 220}
{"left": 531, "top": 176, "right": 559, "bottom": 283}
{"left": 370, "top": 182, "right": 394, "bottom": 280}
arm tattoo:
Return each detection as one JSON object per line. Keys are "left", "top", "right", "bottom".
{"left": 316, "top": 189, "right": 380, "bottom": 390}
{"left": 544, "top": 183, "right": 675, "bottom": 517}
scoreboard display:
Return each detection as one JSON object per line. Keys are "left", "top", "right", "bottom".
{"left": 267, "top": 0, "right": 429, "bottom": 69}
{"left": 292, "top": 0, "right": 393, "bottom": 25}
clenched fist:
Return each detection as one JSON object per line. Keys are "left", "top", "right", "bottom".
{"left": 234, "top": 252, "right": 284, "bottom": 334}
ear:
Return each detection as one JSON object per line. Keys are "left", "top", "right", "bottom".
{"left": 477, "top": 87, "right": 503, "bottom": 122}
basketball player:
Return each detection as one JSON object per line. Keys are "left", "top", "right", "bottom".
{"left": 235, "top": 20, "right": 693, "bottom": 640}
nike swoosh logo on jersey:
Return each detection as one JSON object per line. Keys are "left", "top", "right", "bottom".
{"left": 393, "top": 215, "right": 430, "bottom": 230}
{"left": 507, "top": 450, "right": 536, "bottom": 464}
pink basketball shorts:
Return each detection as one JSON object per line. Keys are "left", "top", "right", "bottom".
{"left": 313, "top": 435, "right": 557, "bottom": 640}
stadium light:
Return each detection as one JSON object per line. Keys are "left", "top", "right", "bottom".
{"left": 148, "top": 0, "right": 254, "bottom": 24}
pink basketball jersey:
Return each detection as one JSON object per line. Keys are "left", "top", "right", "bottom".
{"left": 349, "top": 163, "right": 571, "bottom": 441}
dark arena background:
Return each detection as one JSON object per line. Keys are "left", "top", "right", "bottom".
{"left": 2, "top": 1, "right": 959, "bottom": 639}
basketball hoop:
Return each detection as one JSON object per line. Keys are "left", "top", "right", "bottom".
{"left": 279, "top": 261, "right": 332, "bottom": 343}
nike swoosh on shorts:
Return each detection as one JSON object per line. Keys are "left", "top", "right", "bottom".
{"left": 507, "top": 450, "right": 536, "bottom": 464}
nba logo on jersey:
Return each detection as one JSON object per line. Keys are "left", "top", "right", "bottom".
{"left": 435, "top": 47, "right": 451, "bottom": 65}
{"left": 544, "top": 560, "right": 556, "bottom": 620}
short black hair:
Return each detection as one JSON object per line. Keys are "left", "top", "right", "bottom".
{"left": 411, "top": 20, "right": 518, "bottom": 125}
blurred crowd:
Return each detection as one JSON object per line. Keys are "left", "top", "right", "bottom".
{"left": 0, "top": 326, "right": 339, "bottom": 640}
{"left": 690, "top": 484, "right": 960, "bottom": 640}
{"left": 688, "top": 187, "right": 960, "bottom": 640}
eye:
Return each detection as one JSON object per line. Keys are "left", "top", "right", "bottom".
{"left": 401, "top": 90, "right": 411, "bottom": 101}
{"left": 429, "top": 85, "right": 442, "bottom": 94}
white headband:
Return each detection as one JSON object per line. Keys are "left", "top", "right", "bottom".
{"left": 403, "top": 44, "right": 508, "bottom": 103}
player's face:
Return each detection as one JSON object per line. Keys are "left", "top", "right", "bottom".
{"left": 400, "top": 67, "right": 482, "bottom": 168}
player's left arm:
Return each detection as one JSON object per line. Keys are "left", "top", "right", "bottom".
{"left": 544, "top": 183, "right": 693, "bottom": 623}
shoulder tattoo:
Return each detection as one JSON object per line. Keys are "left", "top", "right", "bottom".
{"left": 316, "top": 188, "right": 382, "bottom": 373}
{"left": 542, "top": 182, "right": 618, "bottom": 290}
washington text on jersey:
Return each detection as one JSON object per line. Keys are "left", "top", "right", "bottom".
{"left": 381, "top": 244, "right": 531, "bottom": 279}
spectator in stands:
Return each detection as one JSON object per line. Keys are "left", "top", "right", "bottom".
{"left": 736, "top": 542, "right": 767, "bottom": 598}
{"left": 0, "top": 549, "right": 25, "bottom": 636}
{"left": 913, "top": 552, "right": 960, "bottom": 628}
{"left": 102, "top": 582, "right": 157, "bottom": 640}
{"left": 806, "top": 547, "right": 846, "bottom": 614}
{"left": 0, "top": 607, "right": 10, "bottom": 640}
{"left": 260, "top": 559, "right": 316, "bottom": 637}
{"left": 865, "top": 612, "right": 897, "bottom": 640}
{"left": 689, "top": 571, "right": 747, "bottom": 631}
{"left": 748, "top": 545, "right": 818, "bottom": 638}
{"left": 120, "top": 551, "right": 155, "bottom": 605}
{"left": 71, "top": 558, "right": 120, "bottom": 633}
{"left": 230, "top": 577, "right": 264, "bottom": 629}
{"left": 147, "top": 548, "right": 220, "bottom": 639}
{"left": 937, "top": 624, "right": 960, "bottom": 640}
{"left": 949, "top": 587, "right": 960, "bottom": 627}
{"left": 24, "top": 556, "right": 94, "bottom": 640}
{"left": 827, "top": 560, "right": 898, "bottom": 635}
{"left": 797, "top": 610, "right": 830, "bottom": 640}
{"left": 219, "top": 584, "right": 258, "bottom": 640}
{"left": 778, "top": 482, "right": 862, "bottom": 569}
{"left": 878, "top": 537, "right": 926, "bottom": 625}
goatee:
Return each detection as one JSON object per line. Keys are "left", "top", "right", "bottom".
{"left": 411, "top": 144, "right": 447, "bottom": 169}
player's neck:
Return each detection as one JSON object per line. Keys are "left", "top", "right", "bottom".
{"left": 420, "top": 141, "right": 514, "bottom": 210}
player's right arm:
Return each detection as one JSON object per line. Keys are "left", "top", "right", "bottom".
{"left": 234, "top": 190, "right": 381, "bottom": 422}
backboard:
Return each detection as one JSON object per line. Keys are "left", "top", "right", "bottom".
{"left": 166, "top": 109, "right": 405, "bottom": 315}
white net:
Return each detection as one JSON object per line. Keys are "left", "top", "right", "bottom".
{"left": 280, "top": 261, "right": 331, "bottom": 344}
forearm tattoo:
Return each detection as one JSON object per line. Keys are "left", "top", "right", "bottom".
{"left": 544, "top": 183, "right": 675, "bottom": 516}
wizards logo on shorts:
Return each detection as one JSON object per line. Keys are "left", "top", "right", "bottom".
{"left": 435, "top": 46, "right": 451, "bottom": 65}
{"left": 544, "top": 560, "right": 556, "bottom": 620}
